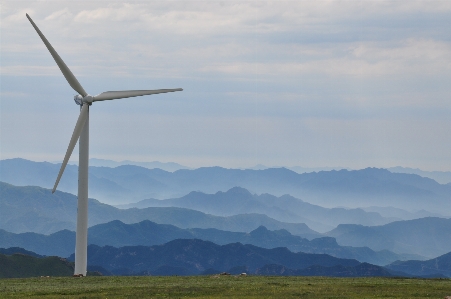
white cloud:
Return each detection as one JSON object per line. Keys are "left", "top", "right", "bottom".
{"left": 74, "top": 3, "right": 140, "bottom": 23}
{"left": 45, "top": 8, "right": 73, "bottom": 21}
{"left": 1, "top": 1, "right": 450, "bottom": 170}
{"left": 1, "top": 8, "right": 35, "bottom": 23}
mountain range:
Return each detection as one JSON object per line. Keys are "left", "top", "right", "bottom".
{"left": 2, "top": 158, "right": 449, "bottom": 278}
{"left": 360, "top": 206, "right": 442, "bottom": 220}
{"left": 251, "top": 164, "right": 451, "bottom": 185}
{"left": 67, "top": 240, "right": 371, "bottom": 276}
{"left": 69, "top": 240, "right": 447, "bottom": 277}
{"left": 116, "top": 186, "right": 396, "bottom": 232}
{"left": 0, "top": 220, "right": 421, "bottom": 266}
{"left": 388, "top": 167, "right": 451, "bottom": 185}
{"left": 75, "top": 160, "right": 451, "bottom": 185}
{"left": 1, "top": 182, "right": 449, "bottom": 258}
{"left": 1, "top": 159, "right": 449, "bottom": 215}
{"left": 0, "top": 182, "right": 317, "bottom": 237}
{"left": 326, "top": 217, "right": 451, "bottom": 258}
{"left": 2, "top": 241, "right": 450, "bottom": 278}
{"left": 386, "top": 252, "right": 451, "bottom": 277}
{"left": 0, "top": 244, "right": 403, "bottom": 278}
{"left": 86, "top": 158, "right": 190, "bottom": 172}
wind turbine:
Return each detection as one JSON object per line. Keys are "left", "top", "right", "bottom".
{"left": 26, "top": 14, "right": 182, "bottom": 276}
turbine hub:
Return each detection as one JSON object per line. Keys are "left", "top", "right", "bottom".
{"left": 83, "top": 95, "right": 93, "bottom": 104}
{"left": 74, "top": 95, "right": 93, "bottom": 106}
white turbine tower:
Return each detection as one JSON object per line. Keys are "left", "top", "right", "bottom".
{"left": 26, "top": 14, "right": 183, "bottom": 276}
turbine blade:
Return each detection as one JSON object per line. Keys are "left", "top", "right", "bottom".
{"left": 93, "top": 88, "right": 183, "bottom": 102}
{"left": 26, "top": 14, "right": 87, "bottom": 97}
{"left": 52, "top": 104, "right": 89, "bottom": 193}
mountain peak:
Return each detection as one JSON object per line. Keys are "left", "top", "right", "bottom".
{"left": 225, "top": 187, "right": 253, "bottom": 196}
{"left": 249, "top": 226, "right": 270, "bottom": 236}
{"left": 358, "top": 167, "right": 392, "bottom": 176}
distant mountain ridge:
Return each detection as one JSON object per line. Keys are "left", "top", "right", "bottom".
{"left": 0, "top": 244, "right": 407, "bottom": 278}
{"left": 1, "top": 159, "right": 449, "bottom": 214}
{"left": 0, "top": 247, "right": 43, "bottom": 258}
{"left": 77, "top": 240, "right": 443, "bottom": 277}
{"left": 0, "top": 245, "right": 451, "bottom": 278}
{"left": 360, "top": 206, "right": 442, "bottom": 220}
{"left": 287, "top": 165, "right": 451, "bottom": 185}
{"left": 326, "top": 217, "right": 451, "bottom": 258}
{"left": 386, "top": 252, "right": 451, "bottom": 277}
{"left": 67, "top": 240, "right": 364, "bottom": 276}
{"left": 388, "top": 167, "right": 451, "bottom": 184}
{"left": 87, "top": 158, "right": 190, "bottom": 172}
{"left": 0, "top": 182, "right": 317, "bottom": 237}
{"left": 117, "top": 187, "right": 395, "bottom": 232}
{"left": 3, "top": 244, "right": 447, "bottom": 278}
{"left": 0, "top": 220, "right": 420, "bottom": 266}
{"left": 1, "top": 182, "right": 449, "bottom": 258}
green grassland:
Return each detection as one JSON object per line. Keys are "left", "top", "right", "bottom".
{"left": 0, "top": 276, "right": 450, "bottom": 298}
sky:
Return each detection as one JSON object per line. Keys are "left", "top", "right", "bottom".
{"left": 1, "top": 1, "right": 450, "bottom": 171}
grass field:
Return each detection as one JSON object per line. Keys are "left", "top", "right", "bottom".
{"left": 0, "top": 276, "right": 450, "bottom": 298}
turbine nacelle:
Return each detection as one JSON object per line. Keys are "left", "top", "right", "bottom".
{"left": 74, "top": 95, "right": 83, "bottom": 105}
{"left": 74, "top": 95, "right": 93, "bottom": 106}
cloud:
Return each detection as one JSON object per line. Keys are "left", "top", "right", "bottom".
{"left": 74, "top": 3, "right": 139, "bottom": 23}
{"left": 1, "top": 1, "right": 450, "bottom": 170}
{"left": 45, "top": 8, "right": 73, "bottom": 21}
{"left": 1, "top": 8, "right": 35, "bottom": 24}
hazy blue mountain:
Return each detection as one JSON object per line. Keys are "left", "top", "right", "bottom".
{"left": 0, "top": 182, "right": 317, "bottom": 237}
{"left": 0, "top": 229, "right": 75, "bottom": 257}
{"left": 288, "top": 166, "right": 349, "bottom": 173}
{"left": 386, "top": 252, "right": 451, "bottom": 278}
{"left": 68, "top": 240, "right": 362, "bottom": 275}
{"left": 326, "top": 217, "right": 451, "bottom": 258}
{"left": 251, "top": 165, "right": 347, "bottom": 173}
{"left": 361, "top": 206, "right": 444, "bottom": 220}
{"left": 1, "top": 182, "right": 448, "bottom": 260}
{"left": 1, "top": 220, "right": 418, "bottom": 265}
{"left": 0, "top": 247, "right": 43, "bottom": 258}
{"left": 249, "top": 164, "right": 270, "bottom": 170}
{"left": 0, "top": 158, "right": 135, "bottom": 203}
{"left": 117, "top": 187, "right": 393, "bottom": 232}
{"left": 0, "top": 244, "right": 399, "bottom": 277}
{"left": 388, "top": 166, "right": 451, "bottom": 184}
{"left": 0, "top": 181, "right": 118, "bottom": 234}
{"left": 88, "top": 158, "right": 190, "bottom": 172}
{"left": 1, "top": 159, "right": 450, "bottom": 214}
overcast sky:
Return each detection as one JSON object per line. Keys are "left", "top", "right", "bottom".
{"left": 1, "top": 1, "right": 450, "bottom": 171}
